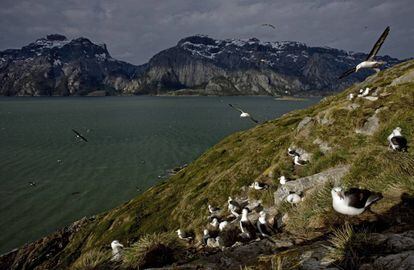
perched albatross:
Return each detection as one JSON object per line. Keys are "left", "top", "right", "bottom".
{"left": 110, "top": 240, "right": 124, "bottom": 262}
{"left": 239, "top": 208, "right": 257, "bottom": 239}
{"left": 176, "top": 229, "right": 194, "bottom": 242}
{"left": 287, "top": 147, "right": 299, "bottom": 157}
{"left": 208, "top": 204, "right": 221, "bottom": 214}
{"left": 339, "top": 26, "right": 390, "bottom": 79}
{"left": 228, "top": 104, "right": 259, "bottom": 124}
{"left": 228, "top": 197, "right": 242, "bottom": 217}
{"left": 286, "top": 193, "right": 302, "bottom": 204}
{"left": 249, "top": 181, "right": 269, "bottom": 190}
{"left": 294, "top": 155, "right": 308, "bottom": 166}
{"left": 387, "top": 127, "right": 408, "bottom": 152}
{"left": 72, "top": 129, "right": 88, "bottom": 142}
{"left": 279, "top": 175, "right": 287, "bottom": 185}
{"left": 256, "top": 211, "right": 274, "bottom": 237}
{"left": 331, "top": 187, "right": 382, "bottom": 216}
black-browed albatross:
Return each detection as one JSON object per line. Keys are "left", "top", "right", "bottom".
{"left": 331, "top": 187, "right": 382, "bottom": 216}
{"left": 339, "top": 26, "right": 390, "bottom": 79}
{"left": 72, "top": 129, "right": 88, "bottom": 142}
{"left": 228, "top": 104, "right": 259, "bottom": 124}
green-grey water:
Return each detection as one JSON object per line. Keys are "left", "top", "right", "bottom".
{"left": 0, "top": 96, "right": 320, "bottom": 254}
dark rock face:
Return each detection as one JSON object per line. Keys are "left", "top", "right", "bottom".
{"left": 0, "top": 34, "right": 146, "bottom": 96}
{"left": 134, "top": 35, "right": 401, "bottom": 96}
{"left": 0, "top": 34, "right": 401, "bottom": 96}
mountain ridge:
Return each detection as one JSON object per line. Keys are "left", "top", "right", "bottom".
{"left": 0, "top": 34, "right": 402, "bottom": 96}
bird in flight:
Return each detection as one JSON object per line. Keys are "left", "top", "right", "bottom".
{"left": 228, "top": 104, "right": 259, "bottom": 124}
{"left": 339, "top": 26, "right": 390, "bottom": 79}
{"left": 261, "top": 23, "right": 276, "bottom": 30}
{"left": 72, "top": 129, "right": 88, "bottom": 142}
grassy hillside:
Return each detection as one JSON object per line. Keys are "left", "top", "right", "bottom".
{"left": 3, "top": 60, "right": 414, "bottom": 269}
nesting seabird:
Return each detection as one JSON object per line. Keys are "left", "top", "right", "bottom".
{"left": 286, "top": 193, "right": 302, "bottom": 204}
{"left": 202, "top": 229, "right": 213, "bottom": 245}
{"left": 249, "top": 181, "right": 269, "bottom": 190}
{"left": 256, "top": 211, "right": 274, "bottom": 238}
{"left": 208, "top": 204, "right": 221, "bottom": 214}
{"left": 387, "top": 127, "right": 408, "bottom": 152}
{"left": 111, "top": 240, "right": 124, "bottom": 262}
{"left": 239, "top": 208, "right": 257, "bottom": 239}
{"left": 228, "top": 104, "right": 259, "bottom": 124}
{"left": 279, "top": 175, "right": 287, "bottom": 185}
{"left": 228, "top": 197, "right": 242, "bottom": 217}
{"left": 331, "top": 187, "right": 382, "bottom": 216}
{"left": 176, "top": 229, "right": 193, "bottom": 242}
{"left": 206, "top": 236, "right": 224, "bottom": 249}
{"left": 287, "top": 147, "right": 299, "bottom": 157}
{"left": 72, "top": 129, "right": 88, "bottom": 142}
{"left": 294, "top": 155, "right": 307, "bottom": 166}
{"left": 219, "top": 220, "right": 229, "bottom": 231}
{"left": 339, "top": 26, "right": 390, "bottom": 79}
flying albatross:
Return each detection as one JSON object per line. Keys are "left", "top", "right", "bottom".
{"left": 72, "top": 129, "right": 88, "bottom": 142}
{"left": 387, "top": 127, "right": 408, "bottom": 152}
{"left": 261, "top": 23, "right": 276, "bottom": 29}
{"left": 331, "top": 187, "right": 382, "bottom": 216}
{"left": 228, "top": 104, "right": 259, "bottom": 124}
{"left": 339, "top": 26, "right": 390, "bottom": 79}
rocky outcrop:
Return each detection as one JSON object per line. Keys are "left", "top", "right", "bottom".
{"left": 274, "top": 165, "right": 350, "bottom": 206}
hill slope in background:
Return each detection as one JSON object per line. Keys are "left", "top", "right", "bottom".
{"left": 0, "top": 34, "right": 401, "bottom": 96}
{"left": 1, "top": 59, "right": 413, "bottom": 269}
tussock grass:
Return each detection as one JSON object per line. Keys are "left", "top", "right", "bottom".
{"left": 71, "top": 249, "right": 111, "bottom": 270}
{"left": 122, "top": 232, "right": 184, "bottom": 269}
{"left": 325, "top": 223, "right": 368, "bottom": 268}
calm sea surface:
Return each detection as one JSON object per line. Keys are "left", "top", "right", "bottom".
{"left": 0, "top": 96, "right": 320, "bottom": 253}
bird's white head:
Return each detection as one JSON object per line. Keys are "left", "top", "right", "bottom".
{"left": 228, "top": 196, "right": 233, "bottom": 203}
{"left": 331, "top": 187, "right": 345, "bottom": 200}
{"left": 176, "top": 229, "right": 182, "bottom": 234}
{"left": 356, "top": 63, "right": 362, "bottom": 72}
{"left": 111, "top": 240, "right": 123, "bottom": 249}
{"left": 203, "top": 229, "right": 209, "bottom": 235}
{"left": 279, "top": 175, "right": 286, "bottom": 184}
{"left": 242, "top": 208, "right": 249, "bottom": 215}
{"left": 393, "top": 127, "right": 403, "bottom": 136}
{"left": 259, "top": 211, "right": 266, "bottom": 218}
{"left": 211, "top": 218, "right": 219, "bottom": 226}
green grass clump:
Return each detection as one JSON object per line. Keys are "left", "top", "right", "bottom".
{"left": 122, "top": 232, "right": 185, "bottom": 269}
{"left": 325, "top": 223, "right": 368, "bottom": 268}
{"left": 71, "top": 249, "right": 111, "bottom": 270}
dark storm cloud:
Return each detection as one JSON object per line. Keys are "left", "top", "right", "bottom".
{"left": 0, "top": 0, "right": 412, "bottom": 64}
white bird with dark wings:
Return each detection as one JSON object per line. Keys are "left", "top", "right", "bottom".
{"left": 339, "top": 26, "right": 390, "bottom": 79}
{"left": 331, "top": 187, "right": 382, "bottom": 216}
{"left": 228, "top": 104, "right": 259, "bottom": 124}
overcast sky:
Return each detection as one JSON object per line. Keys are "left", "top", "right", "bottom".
{"left": 0, "top": 0, "right": 413, "bottom": 65}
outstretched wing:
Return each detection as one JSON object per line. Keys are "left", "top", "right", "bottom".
{"left": 366, "top": 26, "right": 390, "bottom": 60}
{"left": 72, "top": 129, "right": 88, "bottom": 142}
{"left": 249, "top": 117, "right": 259, "bottom": 124}
{"left": 261, "top": 23, "right": 276, "bottom": 29}
{"left": 338, "top": 67, "right": 356, "bottom": 79}
{"left": 228, "top": 103, "right": 244, "bottom": 114}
